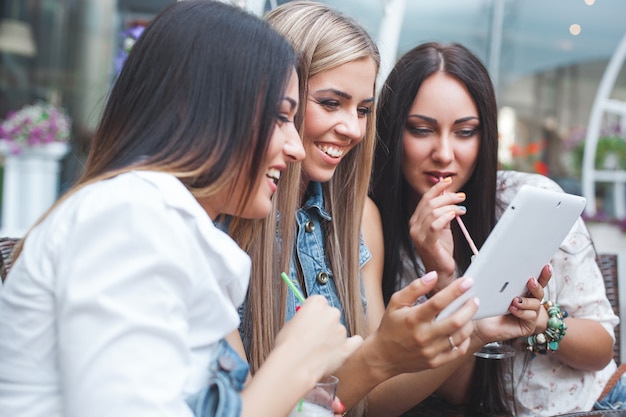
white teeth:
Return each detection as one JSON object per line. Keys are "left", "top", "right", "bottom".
{"left": 266, "top": 168, "right": 280, "bottom": 184}
{"left": 317, "top": 144, "right": 344, "bottom": 158}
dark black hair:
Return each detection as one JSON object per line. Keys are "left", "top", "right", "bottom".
{"left": 371, "top": 42, "right": 506, "bottom": 416}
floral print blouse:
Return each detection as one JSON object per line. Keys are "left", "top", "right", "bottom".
{"left": 498, "top": 171, "right": 618, "bottom": 416}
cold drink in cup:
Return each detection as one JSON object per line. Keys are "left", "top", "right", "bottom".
{"left": 289, "top": 375, "right": 338, "bottom": 417}
{"left": 287, "top": 400, "right": 333, "bottom": 417}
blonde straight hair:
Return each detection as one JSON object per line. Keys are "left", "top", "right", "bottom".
{"left": 240, "top": 2, "right": 379, "bottom": 415}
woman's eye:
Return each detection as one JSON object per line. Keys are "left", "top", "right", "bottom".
{"left": 276, "top": 114, "right": 291, "bottom": 126}
{"left": 407, "top": 126, "right": 432, "bottom": 136}
{"left": 319, "top": 99, "right": 340, "bottom": 110}
{"left": 457, "top": 128, "right": 478, "bottom": 138}
{"left": 357, "top": 107, "right": 372, "bottom": 117}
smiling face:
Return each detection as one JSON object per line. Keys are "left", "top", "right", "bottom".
{"left": 402, "top": 71, "right": 481, "bottom": 199}
{"left": 205, "top": 68, "right": 302, "bottom": 220}
{"left": 301, "top": 57, "right": 377, "bottom": 184}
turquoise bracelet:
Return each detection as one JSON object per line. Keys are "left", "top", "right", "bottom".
{"left": 526, "top": 300, "right": 568, "bottom": 355}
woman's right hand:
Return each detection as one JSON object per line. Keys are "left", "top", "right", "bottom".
{"left": 363, "top": 271, "right": 479, "bottom": 378}
{"left": 274, "top": 295, "right": 363, "bottom": 379}
{"left": 409, "top": 178, "right": 466, "bottom": 289}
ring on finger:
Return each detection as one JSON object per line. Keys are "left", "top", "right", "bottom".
{"left": 448, "top": 336, "right": 458, "bottom": 351}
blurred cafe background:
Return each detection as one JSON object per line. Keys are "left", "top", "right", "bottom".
{"left": 1, "top": 0, "right": 625, "bottom": 239}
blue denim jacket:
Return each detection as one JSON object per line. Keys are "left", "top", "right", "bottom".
{"left": 284, "top": 181, "right": 371, "bottom": 325}
{"left": 186, "top": 339, "right": 249, "bottom": 417}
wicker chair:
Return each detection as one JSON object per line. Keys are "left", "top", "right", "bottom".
{"left": 597, "top": 253, "right": 621, "bottom": 364}
{"left": 400, "top": 253, "right": 621, "bottom": 417}
{"left": 0, "top": 237, "right": 19, "bottom": 283}
{"left": 552, "top": 410, "right": 626, "bottom": 416}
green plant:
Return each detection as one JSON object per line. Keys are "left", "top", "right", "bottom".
{"left": 573, "top": 135, "right": 626, "bottom": 173}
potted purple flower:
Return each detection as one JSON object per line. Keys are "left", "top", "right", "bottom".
{"left": 0, "top": 102, "right": 71, "bottom": 155}
{"left": 0, "top": 102, "right": 71, "bottom": 234}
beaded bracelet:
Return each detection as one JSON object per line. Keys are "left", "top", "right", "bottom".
{"left": 526, "top": 300, "right": 568, "bottom": 355}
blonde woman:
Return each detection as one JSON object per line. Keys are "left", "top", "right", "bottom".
{"left": 233, "top": 3, "right": 547, "bottom": 417}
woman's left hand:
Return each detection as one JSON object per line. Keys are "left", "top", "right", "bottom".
{"left": 474, "top": 264, "right": 551, "bottom": 344}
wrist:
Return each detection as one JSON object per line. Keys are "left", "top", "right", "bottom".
{"left": 360, "top": 332, "right": 398, "bottom": 382}
{"left": 526, "top": 301, "right": 568, "bottom": 354}
{"left": 470, "top": 322, "right": 491, "bottom": 350}
{"left": 264, "top": 342, "right": 320, "bottom": 388}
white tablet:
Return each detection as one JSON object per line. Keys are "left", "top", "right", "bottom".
{"left": 436, "top": 185, "right": 586, "bottom": 321}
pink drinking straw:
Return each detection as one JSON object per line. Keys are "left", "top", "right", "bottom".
{"left": 439, "top": 177, "right": 479, "bottom": 257}
{"left": 455, "top": 213, "right": 479, "bottom": 257}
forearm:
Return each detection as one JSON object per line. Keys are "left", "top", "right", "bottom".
{"left": 333, "top": 336, "right": 396, "bottom": 410}
{"left": 433, "top": 356, "right": 476, "bottom": 405}
{"left": 241, "top": 344, "right": 318, "bottom": 417}
{"left": 364, "top": 350, "right": 477, "bottom": 417}
{"left": 551, "top": 317, "right": 614, "bottom": 371}
{"left": 364, "top": 332, "right": 486, "bottom": 417}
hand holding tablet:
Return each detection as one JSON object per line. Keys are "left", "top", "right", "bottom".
{"left": 436, "top": 185, "right": 586, "bottom": 321}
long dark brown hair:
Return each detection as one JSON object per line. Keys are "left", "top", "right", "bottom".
{"left": 371, "top": 42, "right": 508, "bottom": 416}
{"left": 13, "top": 0, "right": 296, "bottom": 259}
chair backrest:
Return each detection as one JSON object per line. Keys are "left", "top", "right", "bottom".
{"left": 0, "top": 237, "right": 19, "bottom": 283}
{"left": 553, "top": 409, "right": 626, "bottom": 416}
{"left": 597, "top": 253, "right": 621, "bottom": 364}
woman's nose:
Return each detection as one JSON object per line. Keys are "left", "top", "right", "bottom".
{"left": 283, "top": 123, "right": 305, "bottom": 162}
{"left": 334, "top": 111, "right": 363, "bottom": 141}
{"left": 433, "top": 135, "right": 453, "bottom": 163}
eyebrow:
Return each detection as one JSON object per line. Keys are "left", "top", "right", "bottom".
{"left": 407, "top": 114, "right": 479, "bottom": 124}
{"left": 312, "top": 88, "right": 375, "bottom": 104}
{"left": 284, "top": 97, "right": 297, "bottom": 110}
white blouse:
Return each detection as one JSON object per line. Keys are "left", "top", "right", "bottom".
{"left": 0, "top": 171, "right": 251, "bottom": 417}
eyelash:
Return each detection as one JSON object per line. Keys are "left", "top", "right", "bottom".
{"left": 458, "top": 128, "right": 478, "bottom": 137}
{"left": 276, "top": 114, "right": 292, "bottom": 125}
{"left": 358, "top": 107, "right": 373, "bottom": 117}
{"left": 407, "top": 127, "right": 431, "bottom": 136}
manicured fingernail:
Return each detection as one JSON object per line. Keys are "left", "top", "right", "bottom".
{"left": 422, "top": 271, "right": 437, "bottom": 282}
{"left": 473, "top": 297, "right": 480, "bottom": 306}
{"left": 443, "top": 176, "right": 452, "bottom": 183}
{"left": 517, "top": 296, "right": 523, "bottom": 303}
{"left": 295, "top": 306, "right": 301, "bottom": 312}
{"left": 547, "top": 264, "right": 552, "bottom": 275}
{"left": 531, "top": 277, "right": 539, "bottom": 287}
{"left": 460, "top": 277, "right": 474, "bottom": 290}
{"left": 338, "top": 400, "right": 346, "bottom": 413}
{"left": 456, "top": 192, "right": 466, "bottom": 199}
{"left": 510, "top": 305, "right": 519, "bottom": 312}
{"left": 458, "top": 205, "right": 467, "bottom": 212}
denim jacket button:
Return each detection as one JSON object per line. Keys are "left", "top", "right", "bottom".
{"left": 218, "top": 354, "right": 236, "bottom": 371}
{"left": 316, "top": 271, "right": 329, "bottom": 285}
{"left": 304, "top": 221, "right": 315, "bottom": 233}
